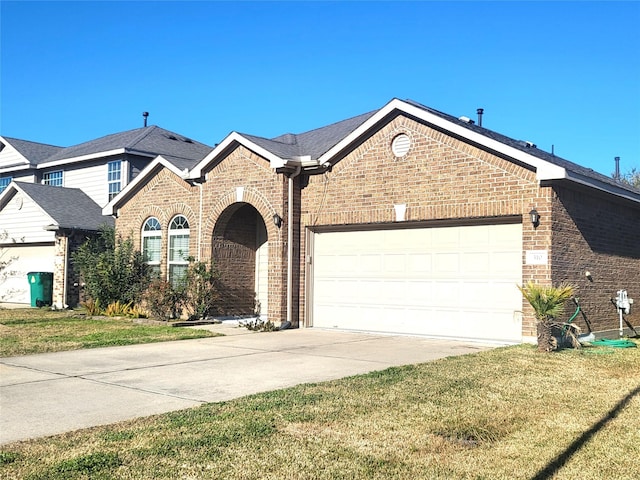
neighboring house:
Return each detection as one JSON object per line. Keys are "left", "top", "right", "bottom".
{"left": 105, "top": 98, "right": 640, "bottom": 343}
{"left": 0, "top": 182, "right": 113, "bottom": 306}
{"left": 0, "top": 127, "right": 213, "bottom": 307}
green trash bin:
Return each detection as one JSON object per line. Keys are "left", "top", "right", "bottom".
{"left": 27, "top": 272, "right": 53, "bottom": 307}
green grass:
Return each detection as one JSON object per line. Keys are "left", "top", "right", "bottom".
{"left": 0, "top": 308, "right": 218, "bottom": 357}
{"left": 1, "top": 342, "right": 638, "bottom": 479}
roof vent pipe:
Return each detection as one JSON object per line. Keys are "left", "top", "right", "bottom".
{"left": 614, "top": 156, "right": 621, "bottom": 180}
{"left": 477, "top": 108, "right": 484, "bottom": 127}
{"left": 143, "top": 111, "right": 149, "bottom": 127}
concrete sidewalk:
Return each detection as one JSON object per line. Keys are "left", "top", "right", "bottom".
{"left": 0, "top": 324, "right": 494, "bottom": 444}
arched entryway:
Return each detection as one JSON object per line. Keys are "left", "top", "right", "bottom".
{"left": 211, "top": 203, "right": 269, "bottom": 319}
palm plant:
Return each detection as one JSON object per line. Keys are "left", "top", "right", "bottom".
{"left": 518, "top": 281, "right": 576, "bottom": 352}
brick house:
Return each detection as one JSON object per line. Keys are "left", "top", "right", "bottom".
{"left": 105, "top": 99, "right": 640, "bottom": 343}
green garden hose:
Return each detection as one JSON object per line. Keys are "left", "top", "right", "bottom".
{"left": 590, "top": 338, "right": 637, "bottom": 349}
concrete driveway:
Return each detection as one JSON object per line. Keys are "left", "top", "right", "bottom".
{"left": 0, "top": 324, "right": 494, "bottom": 445}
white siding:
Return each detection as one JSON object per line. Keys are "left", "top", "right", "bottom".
{"left": 60, "top": 161, "right": 109, "bottom": 206}
{"left": 0, "top": 141, "right": 29, "bottom": 171}
{"left": 13, "top": 173, "right": 36, "bottom": 183}
{"left": 0, "top": 191, "right": 56, "bottom": 243}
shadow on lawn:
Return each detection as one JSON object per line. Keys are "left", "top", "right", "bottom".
{"left": 531, "top": 384, "right": 640, "bottom": 480}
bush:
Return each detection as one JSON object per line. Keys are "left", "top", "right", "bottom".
{"left": 73, "top": 226, "right": 151, "bottom": 306}
{"left": 179, "top": 260, "right": 220, "bottom": 321}
{"left": 143, "top": 279, "right": 182, "bottom": 321}
{"left": 81, "top": 298, "right": 102, "bottom": 316}
{"left": 142, "top": 260, "right": 220, "bottom": 321}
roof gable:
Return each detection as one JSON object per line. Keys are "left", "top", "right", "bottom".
{"left": 9, "top": 182, "right": 113, "bottom": 231}
{"left": 0, "top": 136, "right": 63, "bottom": 172}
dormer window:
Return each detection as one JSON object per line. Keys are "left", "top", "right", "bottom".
{"left": 43, "top": 170, "right": 63, "bottom": 186}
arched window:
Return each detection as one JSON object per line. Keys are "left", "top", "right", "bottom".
{"left": 168, "top": 215, "right": 190, "bottom": 286}
{"left": 142, "top": 217, "right": 162, "bottom": 278}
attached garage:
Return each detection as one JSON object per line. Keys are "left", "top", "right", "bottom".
{"left": 1, "top": 244, "right": 55, "bottom": 305}
{"left": 309, "top": 221, "right": 523, "bottom": 343}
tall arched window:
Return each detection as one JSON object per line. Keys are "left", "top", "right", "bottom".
{"left": 168, "top": 215, "right": 190, "bottom": 286}
{"left": 142, "top": 217, "right": 161, "bottom": 278}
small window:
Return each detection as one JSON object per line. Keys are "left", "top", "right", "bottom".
{"left": 142, "top": 217, "right": 162, "bottom": 278}
{"left": 43, "top": 170, "right": 63, "bottom": 186}
{"left": 391, "top": 134, "right": 411, "bottom": 158}
{"left": 0, "top": 177, "right": 12, "bottom": 193}
{"left": 108, "top": 160, "right": 122, "bottom": 201}
{"left": 168, "top": 215, "right": 190, "bottom": 286}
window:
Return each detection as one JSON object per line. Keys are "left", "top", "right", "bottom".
{"left": 108, "top": 160, "right": 122, "bottom": 201}
{"left": 142, "top": 217, "right": 162, "bottom": 278}
{"left": 168, "top": 215, "right": 190, "bottom": 286}
{"left": 43, "top": 170, "right": 63, "bottom": 186}
{"left": 0, "top": 177, "right": 12, "bottom": 193}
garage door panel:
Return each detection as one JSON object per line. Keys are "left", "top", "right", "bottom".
{"left": 311, "top": 223, "right": 523, "bottom": 342}
{"left": 0, "top": 244, "right": 55, "bottom": 305}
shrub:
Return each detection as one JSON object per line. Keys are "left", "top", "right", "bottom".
{"left": 179, "top": 260, "right": 220, "bottom": 321}
{"left": 143, "top": 279, "right": 182, "bottom": 321}
{"left": 81, "top": 298, "right": 102, "bottom": 316}
{"left": 73, "top": 226, "right": 151, "bottom": 307}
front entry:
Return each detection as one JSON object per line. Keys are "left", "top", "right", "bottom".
{"left": 211, "top": 203, "right": 268, "bottom": 318}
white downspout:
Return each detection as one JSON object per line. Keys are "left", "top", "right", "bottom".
{"left": 287, "top": 166, "right": 302, "bottom": 325}
{"left": 197, "top": 179, "right": 204, "bottom": 261}
{"left": 63, "top": 235, "right": 69, "bottom": 308}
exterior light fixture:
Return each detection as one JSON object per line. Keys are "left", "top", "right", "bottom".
{"left": 273, "top": 213, "right": 282, "bottom": 228}
{"left": 529, "top": 209, "right": 540, "bottom": 227}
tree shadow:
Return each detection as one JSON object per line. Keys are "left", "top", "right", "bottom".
{"left": 530, "top": 384, "right": 640, "bottom": 480}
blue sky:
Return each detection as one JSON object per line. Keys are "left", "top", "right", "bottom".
{"left": 1, "top": 1, "right": 639, "bottom": 177}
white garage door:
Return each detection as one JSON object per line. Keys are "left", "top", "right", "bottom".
{"left": 311, "top": 223, "right": 523, "bottom": 343}
{"left": 0, "top": 244, "right": 55, "bottom": 305}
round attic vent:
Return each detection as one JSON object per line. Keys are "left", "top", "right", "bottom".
{"left": 391, "top": 133, "right": 411, "bottom": 157}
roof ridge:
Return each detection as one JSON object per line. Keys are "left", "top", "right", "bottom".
{"left": 125, "top": 125, "right": 158, "bottom": 150}
{"left": 1, "top": 136, "right": 64, "bottom": 149}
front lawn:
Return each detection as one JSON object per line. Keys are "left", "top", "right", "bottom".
{"left": 0, "top": 308, "right": 217, "bottom": 357}
{"left": 1, "top": 342, "right": 638, "bottom": 479}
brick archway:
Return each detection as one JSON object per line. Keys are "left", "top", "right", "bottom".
{"left": 204, "top": 190, "right": 286, "bottom": 322}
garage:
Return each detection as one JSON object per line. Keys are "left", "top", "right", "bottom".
{"left": 310, "top": 222, "right": 523, "bottom": 343}
{"left": 1, "top": 244, "right": 55, "bottom": 305}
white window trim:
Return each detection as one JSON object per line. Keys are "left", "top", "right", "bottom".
{"left": 167, "top": 215, "right": 190, "bottom": 285}
{"left": 142, "top": 217, "right": 162, "bottom": 276}
{"left": 42, "top": 170, "right": 64, "bottom": 186}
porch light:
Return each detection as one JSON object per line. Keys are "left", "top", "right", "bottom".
{"left": 273, "top": 213, "right": 282, "bottom": 228}
{"left": 529, "top": 209, "right": 540, "bottom": 227}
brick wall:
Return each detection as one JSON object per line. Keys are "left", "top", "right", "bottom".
{"left": 298, "top": 115, "right": 552, "bottom": 338}
{"left": 551, "top": 184, "right": 640, "bottom": 334}
{"left": 115, "top": 147, "right": 289, "bottom": 322}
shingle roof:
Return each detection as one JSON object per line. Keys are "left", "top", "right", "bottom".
{"left": 240, "top": 110, "right": 378, "bottom": 160}
{"left": 42, "top": 126, "right": 213, "bottom": 164}
{"left": 2, "top": 137, "right": 63, "bottom": 164}
{"left": 404, "top": 99, "right": 640, "bottom": 195}
{"left": 15, "top": 182, "right": 113, "bottom": 231}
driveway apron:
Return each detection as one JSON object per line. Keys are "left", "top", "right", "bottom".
{"left": 0, "top": 325, "right": 494, "bottom": 444}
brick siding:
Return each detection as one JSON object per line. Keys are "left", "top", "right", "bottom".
{"left": 113, "top": 114, "right": 639, "bottom": 339}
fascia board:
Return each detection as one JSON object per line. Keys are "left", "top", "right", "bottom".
{"left": 0, "top": 164, "right": 34, "bottom": 174}
{"left": 0, "top": 136, "right": 31, "bottom": 167}
{"left": 103, "top": 155, "right": 183, "bottom": 215}
{"left": 37, "top": 148, "right": 153, "bottom": 168}
{"left": 189, "top": 132, "right": 285, "bottom": 178}
{"left": 0, "top": 182, "right": 17, "bottom": 209}
{"left": 561, "top": 170, "right": 640, "bottom": 204}
{"left": 3, "top": 182, "right": 57, "bottom": 225}
{"left": 317, "top": 98, "right": 568, "bottom": 181}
